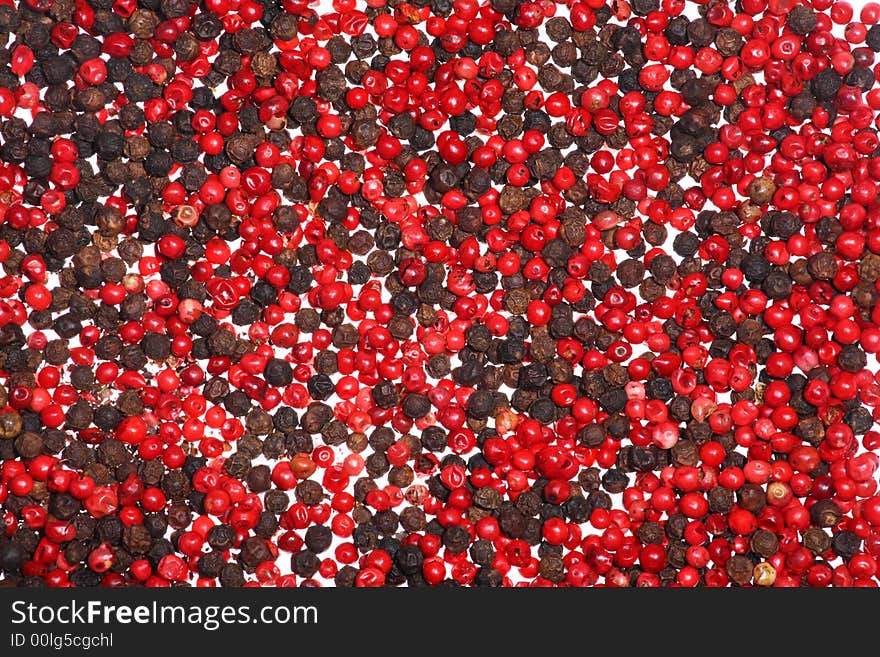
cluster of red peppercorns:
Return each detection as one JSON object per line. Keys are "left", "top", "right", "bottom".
{"left": 1, "top": 0, "right": 880, "bottom": 588}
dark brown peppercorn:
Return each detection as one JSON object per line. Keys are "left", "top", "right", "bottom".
{"left": 538, "top": 553, "right": 565, "bottom": 583}
{"left": 810, "top": 499, "right": 843, "bottom": 527}
{"left": 219, "top": 563, "right": 246, "bottom": 588}
{"left": 726, "top": 555, "right": 754, "bottom": 586}
{"left": 737, "top": 483, "right": 767, "bottom": 514}
{"left": 787, "top": 4, "right": 817, "bottom": 34}
{"left": 707, "top": 487, "right": 734, "bottom": 514}
{"left": 295, "top": 480, "right": 324, "bottom": 506}
{"left": 803, "top": 527, "right": 831, "bottom": 555}
{"left": 239, "top": 537, "right": 271, "bottom": 568}
{"left": 637, "top": 521, "right": 664, "bottom": 544}
{"left": 807, "top": 251, "right": 838, "bottom": 280}
{"left": 750, "top": 530, "right": 779, "bottom": 558}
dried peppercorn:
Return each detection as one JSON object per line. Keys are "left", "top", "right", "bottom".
{"left": 0, "top": 0, "right": 879, "bottom": 590}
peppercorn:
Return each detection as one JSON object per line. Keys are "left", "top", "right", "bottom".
{"left": 832, "top": 531, "right": 862, "bottom": 561}
{"left": 636, "top": 521, "right": 664, "bottom": 545}
{"left": 805, "top": 251, "right": 837, "bottom": 280}
{"left": 787, "top": 5, "right": 818, "bottom": 35}
{"left": 725, "top": 555, "right": 754, "bottom": 586}
{"left": 838, "top": 345, "right": 867, "bottom": 373}
{"left": 1, "top": 0, "right": 879, "bottom": 589}
{"left": 810, "top": 500, "right": 843, "bottom": 528}
{"left": 800, "top": 528, "right": 830, "bottom": 557}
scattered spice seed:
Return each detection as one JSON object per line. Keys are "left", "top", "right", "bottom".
{"left": 0, "top": 0, "right": 879, "bottom": 589}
